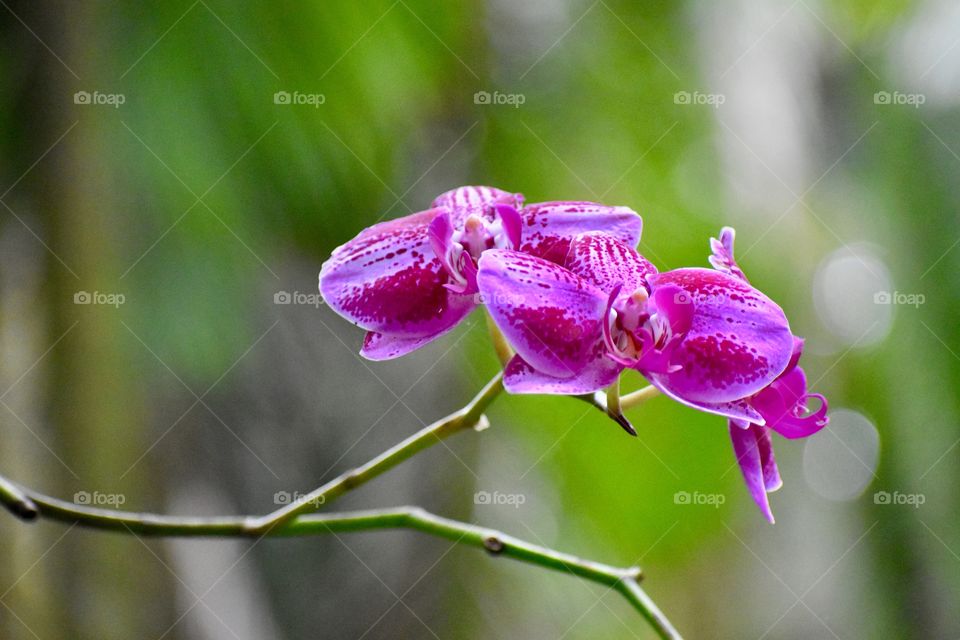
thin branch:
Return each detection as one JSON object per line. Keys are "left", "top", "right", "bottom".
{"left": 618, "top": 575, "right": 683, "bottom": 639}
{"left": 0, "top": 474, "right": 37, "bottom": 519}
{"left": 0, "top": 484, "right": 681, "bottom": 639}
{"left": 0, "top": 373, "right": 682, "bottom": 637}
{"left": 620, "top": 385, "right": 661, "bottom": 410}
{"left": 574, "top": 383, "right": 661, "bottom": 435}
{"left": 242, "top": 372, "right": 504, "bottom": 533}
{"left": 484, "top": 310, "right": 514, "bottom": 366}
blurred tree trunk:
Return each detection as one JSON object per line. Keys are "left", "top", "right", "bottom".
{"left": 17, "top": 2, "right": 171, "bottom": 638}
{"left": 0, "top": 237, "right": 64, "bottom": 639}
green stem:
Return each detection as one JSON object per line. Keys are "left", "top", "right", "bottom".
{"left": 618, "top": 574, "right": 683, "bottom": 639}
{"left": 0, "top": 373, "right": 683, "bottom": 639}
{"left": 1, "top": 482, "right": 679, "bottom": 639}
{"left": 484, "top": 309, "right": 514, "bottom": 366}
{"left": 620, "top": 385, "right": 661, "bottom": 411}
{"left": 0, "top": 474, "right": 38, "bottom": 520}
{"left": 242, "top": 372, "right": 504, "bottom": 533}
{"left": 606, "top": 378, "right": 622, "bottom": 417}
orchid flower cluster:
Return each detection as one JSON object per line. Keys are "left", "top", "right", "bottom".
{"left": 319, "top": 186, "right": 828, "bottom": 522}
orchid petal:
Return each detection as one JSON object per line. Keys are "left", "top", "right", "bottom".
{"left": 427, "top": 211, "right": 478, "bottom": 295}
{"left": 494, "top": 204, "right": 523, "bottom": 250}
{"left": 432, "top": 186, "right": 522, "bottom": 225}
{"left": 649, "top": 378, "right": 764, "bottom": 423}
{"left": 755, "top": 422, "right": 783, "bottom": 492}
{"left": 632, "top": 284, "right": 694, "bottom": 373}
{"left": 319, "top": 208, "right": 476, "bottom": 347}
{"left": 565, "top": 232, "right": 657, "bottom": 293}
{"left": 503, "top": 353, "right": 623, "bottom": 395}
{"left": 477, "top": 250, "right": 607, "bottom": 379}
{"left": 708, "top": 226, "right": 748, "bottom": 282}
{"left": 360, "top": 331, "right": 447, "bottom": 361}
{"left": 645, "top": 268, "right": 794, "bottom": 404}
{"left": 785, "top": 336, "right": 804, "bottom": 374}
{"left": 729, "top": 420, "right": 776, "bottom": 523}
{"left": 517, "top": 201, "right": 643, "bottom": 263}
{"left": 752, "top": 367, "right": 829, "bottom": 439}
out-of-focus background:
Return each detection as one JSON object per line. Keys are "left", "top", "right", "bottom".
{"left": 0, "top": 1, "right": 957, "bottom": 638}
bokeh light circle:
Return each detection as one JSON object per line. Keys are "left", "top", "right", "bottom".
{"left": 803, "top": 408, "right": 880, "bottom": 501}
{"left": 813, "top": 245, "right": 893, "bottom": 347}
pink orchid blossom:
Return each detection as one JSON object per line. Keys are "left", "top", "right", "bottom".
{"left": 318, "top": 186, "right": 643, "bottom": 360}
{"left": 477, "top": 228, "right": 828, "bottom": 522}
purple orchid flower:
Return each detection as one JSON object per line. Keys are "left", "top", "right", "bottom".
{"left": 477, "top": 228, "right": 828, "bottom": 522}
{"left": 318, "top": 186, "right": 643, "bottom": 360}
{"left": 477, "top": 231, "right": 794, "bottom": 398}
{"left": 706, "top": 228, "right": 829, "bottom": 522}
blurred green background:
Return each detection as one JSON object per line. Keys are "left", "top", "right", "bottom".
{"left": 1, "top": 1, "right": 958, "bottom": 638}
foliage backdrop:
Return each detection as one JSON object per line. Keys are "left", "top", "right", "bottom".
{"left": 0, "top": 1, "right": 958, "bottom": 638}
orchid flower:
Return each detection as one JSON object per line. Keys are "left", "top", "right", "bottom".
{"left": 477, "top": 228, "right": 828, "bottom": 522}
{"left": 477, "top": 231, "right": 794, "bottom": 397}
{"left": 318, "top": 186, "right": 643, "bottom": 360}
{"left": 707, "top": 228, "right": 829, "bottom": 522}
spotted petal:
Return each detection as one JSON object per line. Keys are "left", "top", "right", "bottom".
{"left": 319, "top": 208, "right": 476, "bottom": 349}
{"left": 649, "top": 383, "right": 765, "bottom": 423}
{"left": 752, "top": 366, "right": 829, "bottom": 439}
{"left": 432, "top": 185, "right": 523, "bottom": 225}
{"left": 360, "top": 331, "right": 450, "bottom": 361}
{"left": 477, "top": 250, "right": 607, "bottom": 379}
{"left": 503, "top": 352, "right": 622, "bottom": 395}
{"left": 645, "top": 268, "right": 794, "bottom": 404}
{"left": 709, "top": 226, "right": 748, "bottom": 282}
{"left": 565, "top": 232, "right": 657, "bottom": 294}
{"left": 517, "top": 202, "right": 643, "bottom": 263}
{"left": 729, "top": 420, "right": 781, "bottom": 523}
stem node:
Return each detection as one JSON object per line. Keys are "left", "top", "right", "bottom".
{"left": 483, "top": 535, "right": 506, "bottom": 554}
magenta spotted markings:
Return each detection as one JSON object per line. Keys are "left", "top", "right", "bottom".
{"left": 317, "top": 186, "right": 829, "bottom": 523}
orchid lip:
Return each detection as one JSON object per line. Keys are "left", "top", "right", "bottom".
{"left": 430, "top": 204, "right": 522, "bottom": 296}
{"left": 601, "top": 283, "right": 689, "bottom": 374}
